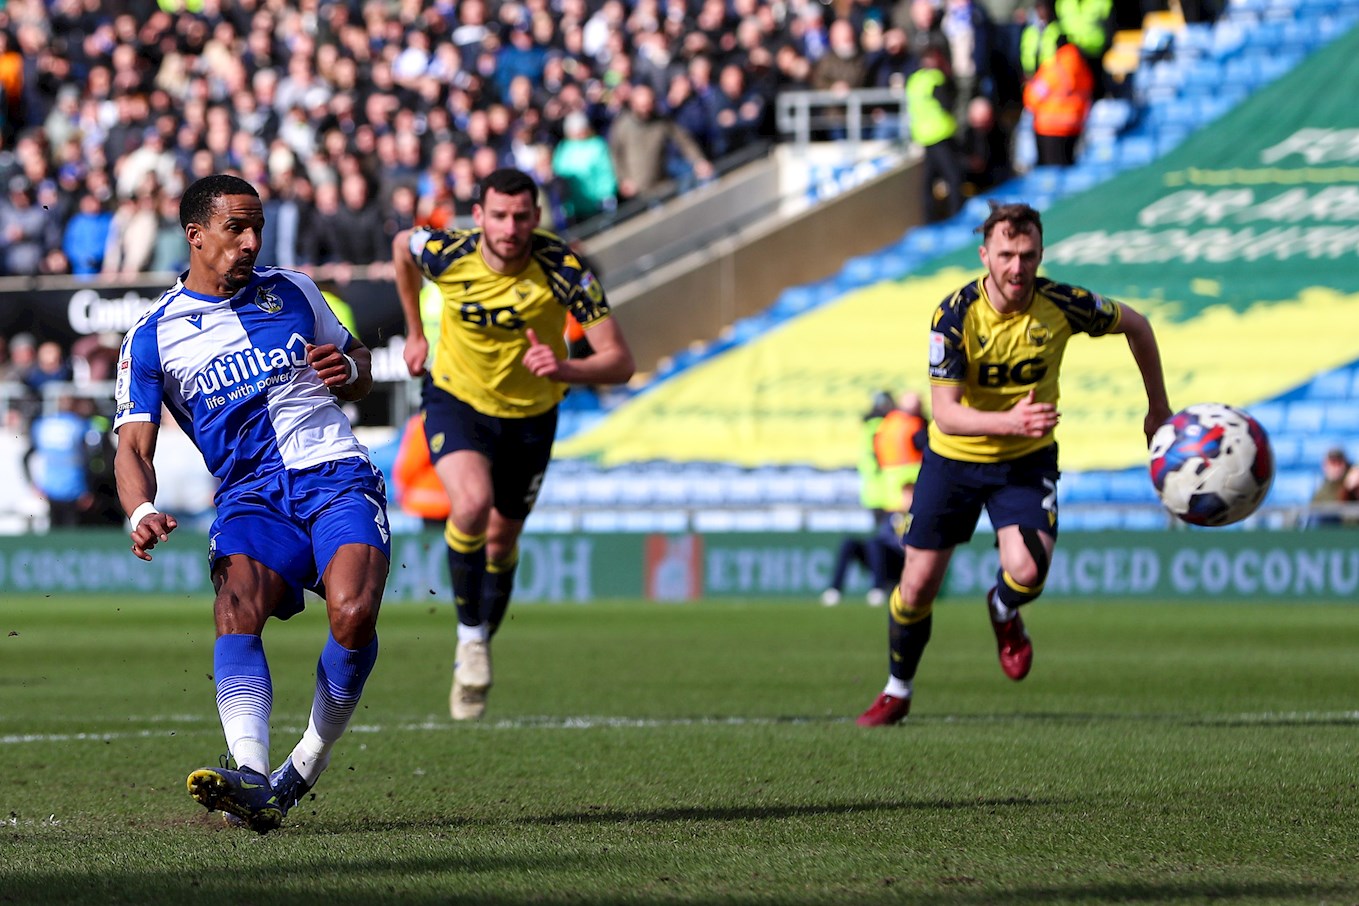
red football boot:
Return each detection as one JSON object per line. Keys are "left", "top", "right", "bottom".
{"left": 987, "top": 587, "right": 1033, "bottom": 681}
{"left": 856, "top": 692, "right": 911, "bottom": 727}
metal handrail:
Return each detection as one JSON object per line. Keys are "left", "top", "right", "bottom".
{"left": 774, "top": 87, "right": 908, "bottom": 145}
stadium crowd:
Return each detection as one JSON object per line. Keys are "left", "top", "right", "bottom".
{"left": 0, "top": 0, "right": 1160, "bottom": 281}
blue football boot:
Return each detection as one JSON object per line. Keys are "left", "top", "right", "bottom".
{"left": 269, "top": 757, "right": 314, "bottom": 815}
{"left": 187, "top": 757, "right": 284, "bottom": 834}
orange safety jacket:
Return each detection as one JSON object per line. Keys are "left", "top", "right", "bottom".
{"left": 392, "top": 414, "right": 451, "bottom": 521}
{"left": 1023, "top": 42, "right": 1094, "bottom": 138}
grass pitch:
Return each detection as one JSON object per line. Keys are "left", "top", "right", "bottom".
{"left": 2, "top": 592, "right": 1358, "bottom": 905}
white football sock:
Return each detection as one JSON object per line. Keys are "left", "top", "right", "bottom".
{"left": 884, "top": 677, "right": 913, "bottom": 699}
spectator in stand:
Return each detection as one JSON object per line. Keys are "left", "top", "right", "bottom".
{"left": 552, "top": 110, "right": 619, "bottom": 224}
{"left": 0, "top": 176, "right": 59, "bottom": 276}
{"left": 8, "top": 333, "right": 35, "bottom": 385}
{"left": 1023, "top": 37, "right": 1093, "bottom": 166}
{"left": 25, "top": 340, "right": 73, "bottom": 398}
{"left": 711, "top": 63, "right": 768, "bottom": 158}
{"left": 62, "top": 192, "right": 113, "bottom": 276}
{"left": 23, "top": 394, "right": 95, "bottom": 529}
{"left": 1053, "top": 0, "right": 1112, "bottom": 94}
{"left": 908, "top": 48, "right": 965, "bottom": 221}
{"left": 101, "top": 179, "right": 160, "bottom": 276}
{"left": 609, "top": 82, "right": 713, "bottom": 202}
{"left": 149, "top": 189, "right": 189, "bottom": 273}
{"left": 943, "top": 0, "right": 998, "bottom": 119}
{"left": 334, "top": 173, "right": 391, "bottom": 266}
{"left": 962, "top": 96, "right": 1013, "bottom": 193}
{"left": 665, "top": 72, "right": 717, "bottom": 159}
{"left": 1310, "top": 448, "right": 1358, "bottom": 527}
{"left": 812, "top": 19, "right": 868, "bottom": 95}
{"left": 901, "top": 0, "right": 953, "bottom": 63}
{"left": 867, "top": 25, "right": 916, "bottom": 91}
{"left": 1020, "top": 0, "right": 1066, "bottom": 80}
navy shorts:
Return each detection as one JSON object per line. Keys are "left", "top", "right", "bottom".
{"left": 210, "top": 457, "right": 391, "bottom": 619}
{"left": 905, "top": 444, "right": 1060, "bottom": 550}
{"left": 421, "top": 378, "right": 557, "bottom": 520}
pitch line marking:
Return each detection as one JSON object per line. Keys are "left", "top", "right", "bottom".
{"left": 5, "top": 710, "right": 1359, "bottom": 745}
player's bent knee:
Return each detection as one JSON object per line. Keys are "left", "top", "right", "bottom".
{"left": 326, "top": 592, "right": 381, "bottom": 647}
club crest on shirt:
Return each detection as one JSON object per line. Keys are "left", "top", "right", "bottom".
{"left": 1027, "top": 322, "right": 1050, "bottom": 346}
{"left": 581, "top": 271, "right": 604, "bottom": 303}
{"left": 254, "top": 285, "right": 283, "bottom": 314}
{"left": 514, "top": 280, "right": 534, "bottom": 301}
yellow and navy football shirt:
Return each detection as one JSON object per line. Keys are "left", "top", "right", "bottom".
{"left": 927, "top": 276, "right": 1121, "bottom": 463}
{"left": 410, "top": 226, "right": 613, "bottom": 418}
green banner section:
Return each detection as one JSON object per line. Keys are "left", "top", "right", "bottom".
{"left": 3, "top": 530, "right": 1355, "bottom": 602}
{"left": 562, "top": 26, "right": 1359, "bottom": 471}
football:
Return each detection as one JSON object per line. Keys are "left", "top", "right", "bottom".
{"left": 1148, "top": 403, "right": 1274, "bottom": 527}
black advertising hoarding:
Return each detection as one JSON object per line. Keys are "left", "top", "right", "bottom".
{"left": 0, "top": 275, "right": 407, "bottom": 360}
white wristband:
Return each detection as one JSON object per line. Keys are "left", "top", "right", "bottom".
{"left": 342, "top": 353, "right": 359, "bottom": 386}
{"left": 130, "top": 502, "right": 159, "bottom": 526}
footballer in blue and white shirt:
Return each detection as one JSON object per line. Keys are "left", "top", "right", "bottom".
{"left": 115, "top": 265, "right": 391, "bottom": 613}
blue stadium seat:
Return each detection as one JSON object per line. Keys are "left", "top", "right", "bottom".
{"left": 1270, "top": 468, "right": 1319, "bottom": 505}
{"left": 840, "top": 253, "right": 887, "bottom": 287}
{"left": 1120, "top": 508, "right": 1172, "bottom": 530}
{"left": 1118, "top": 135, "right": 1158, "bottom": 167}
{"left": 1266, "top": 433, "right": 1302, "bottom": 469}
{"left": 1223, "top": 54, "right": 1265, "bottom": 89}
{"left": 1322, "top": 402, "right": 1359, "bottom": 433}
{"left": 1300, "top": 434, "right": 1345, "bottom": 467}
{"left": 1303, "top": 367, "right": 1354, "bottom": 400}
{"left": 1087, "top": 98, "right": 1135, "bottom": 131}
{"left": 1024, "top": 166, "right": 1068, "bottom": 194}
{"left": 1210, "top": 19, "right": 1249, "bottom": 57}
{"left": 1284, "top": 400, "right": 1327, "bottom": 434}
{"left": 1176, "top": 22, "right": 1217, "bottom": 57}
{"left": 1060, "top": 471, "right": 1110, "bottom": 503}
{"left": 1178, "top": 59, "right": 1226, "bottom": 95}
{"left": 1248, "top": 400, "right": 1286, "bottom": 434}
{"left": 1106, "top": 469, "right": 1158, "bottom": 503}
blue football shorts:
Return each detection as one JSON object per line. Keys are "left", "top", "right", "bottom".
{"left": 905, "top": 444, "right": 1060, "bottom": 550}
{"left": 420, "top": 378, "right": 558, "bottom": 521}
{"left": 209, "top": 457, "right": 391, "bottom": 619}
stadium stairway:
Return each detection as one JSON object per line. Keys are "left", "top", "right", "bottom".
{"left": 536, "top": 0, "right": 1359, "bottom": 532}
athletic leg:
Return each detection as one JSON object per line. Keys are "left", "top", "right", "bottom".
{"left": 436, "top": 449, "right": 496, "bottom": 636}
{"left": 274, "top": 542, "right": 387, "bottom": 806}
{"left": 484, "top": 510, "right": 526, "bottom": 635}
{"left": 210, "top": 555, "right": 289, "bottom": 775}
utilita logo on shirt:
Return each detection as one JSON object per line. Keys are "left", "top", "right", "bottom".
{"left": 196, "top": 332, "right": 310, "bottom": 409}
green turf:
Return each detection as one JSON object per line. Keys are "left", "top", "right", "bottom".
{"left": 2, "top": 593, "right": 1358, "bottom": 905}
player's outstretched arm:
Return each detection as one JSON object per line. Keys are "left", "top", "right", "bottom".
{"left": 392, "top": 229, "right": 429, "bottom": 378}
{"left": 114, "top": 421, "right": 178, "bottom": 562}
{"left": 1111, "top": 303, "right": 1172, "bottom": 443}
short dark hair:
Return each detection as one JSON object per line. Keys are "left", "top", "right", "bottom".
{"left": 976, "top": 201, "right": 1043, "bottom": 243}
{"left": 478, "top": 167, "right": 538, "bottom": 202}
{"left": 180, "top": 174, "right": 259, "bottom": 229}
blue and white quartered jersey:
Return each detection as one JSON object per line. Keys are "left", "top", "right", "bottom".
{"left": 114, "top": 267, "right": 370, "bottom": 493}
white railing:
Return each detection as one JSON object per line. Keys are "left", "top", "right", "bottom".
{"left": 775, "top": 87, "right": 909, "bottom": 146}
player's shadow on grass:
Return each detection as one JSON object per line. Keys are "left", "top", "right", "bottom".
{"left": 6, "top": 852, "right": 586, "bottom": 905}
{"left": 915, "top": 879, "right": 1357, "bottom": 905}
{"left": 513, "top": 796, "right": 1068, "bottom": 826}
